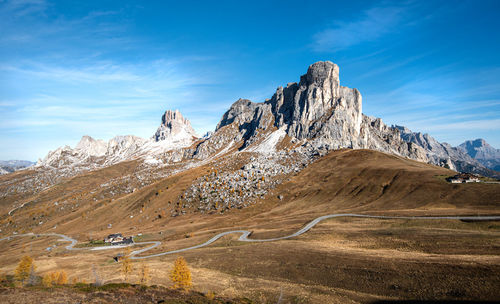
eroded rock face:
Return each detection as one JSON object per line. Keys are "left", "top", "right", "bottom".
{"left": 153, "top": 109, "right": 198, "bottom": 143}
{"left": 209, "top": 61, "right": 363, "bottom": 150}
{"left": 210, "top": 61, "right": 397, "bottom": 154}
{"left": 202, "top": 61, "right": 498, "bottom": 178}
{"left": 267, "top": 61, "right": 362, "bottom": 145}
{"left": 360, "top": 116, "right": 428, "bottom": 163}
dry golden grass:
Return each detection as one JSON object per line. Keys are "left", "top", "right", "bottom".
{"left": 0, "top": 149, "right": 499, "bottom": 303}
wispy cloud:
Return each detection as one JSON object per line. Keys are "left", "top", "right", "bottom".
{"left": 0, "top": 55, "right": 225, "bottom": 158}
{"left": 313, "top": 5, "right": 405, "bottom": 51}
{"left": 0, "top": 0, "right": 47, "bottom": 17}
{"left": 362, "top": 62, "right": 500, "bottom": 147}
{"left": 0, "top": 0, "right": 131, "bottom": 51}
{"left": 2, "top": 63, "right": 141, "bottom": 83}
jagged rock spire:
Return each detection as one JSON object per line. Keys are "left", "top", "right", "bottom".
{"left": 153, "top": 109, "right": 198, "bottom": 142}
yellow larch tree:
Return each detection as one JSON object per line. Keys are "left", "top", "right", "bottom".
{"left": 15, "top": 255, "right": 34, "bottom": 284}
{"left": 139, "top": 263, "right": 151, "bottom": 285}
{"left": 121, "top": 248, "right": 133, "bottom": 283}
{"left": 56, "top": 270, "right": 68, "bottom": 285}
{"left": 42, "top": 273, "right": 53, "bottom": 287}
{"left": 169, "top": 256, "right": 192, "bottom": 291}
{"left": 42, "top": 270, "right": 68, "bottom": 287}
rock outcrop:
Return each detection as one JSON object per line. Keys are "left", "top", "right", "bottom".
{"left": 202, "top": 62, "right": 423, "bottom": 159}
{"left": 153, "top": 109, "right": 198, "bottom": 143}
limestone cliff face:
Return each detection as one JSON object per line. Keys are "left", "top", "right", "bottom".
{"left": 153, "top": 109, "right": 198, "bottom": 143}
{"left": 196, "top": 61, "right": 498, "bottom": 178}
{"left": 268, "top": 62, "right": 361, "bottom": 142}
{"left": 207, "top": 61, "right": 421, "bottom": 158}
{"left": 212, "top": 61, "right": 363, "bottom": 150}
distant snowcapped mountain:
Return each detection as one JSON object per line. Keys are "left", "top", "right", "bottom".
{"left": 0, "top": 160, "right": 35, "bottom": 175}
{"left": 458, "top": 139, "right": 500, "bottom": 171}
{"left": 36, "top": 109, "right": 199, "bottom": 170}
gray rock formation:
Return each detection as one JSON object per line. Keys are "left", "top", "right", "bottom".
{"left": 272, "top": 62, "right": 361, "bottom": 145}
{"left": 458, "top": 139, "right": 500, "bottom": 171}
{"left": 200, "top": 62, "right": 422, "bottom": 158}
{"left": 153, "top": 109, "right": 198, "bottom": 142}
{"left": 195, "top": 61, "right": 499, "bottom": 178}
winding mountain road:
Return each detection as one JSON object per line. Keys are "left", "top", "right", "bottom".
{"left": 1, "top": 213, "right": 499, "bottom": 260}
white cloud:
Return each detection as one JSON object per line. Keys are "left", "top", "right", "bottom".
{"left": 0, "top": 0, "right": 47, "bottom": 16}
{"left": 410, "top": 118, "right": 500, "bottom": 132}
{"left": 313, "top": 5, "right": 405, "bottom": 51}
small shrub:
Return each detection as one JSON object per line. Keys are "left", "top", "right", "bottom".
{"left": 205, "top": 291, "right": 215, "bottom": 300}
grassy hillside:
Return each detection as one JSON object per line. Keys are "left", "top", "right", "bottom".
{"left": 270, "top": 149, "right": 499, "bottom": 215}
{"left": 1, "top": 149, "right": 499, "bottom": 303}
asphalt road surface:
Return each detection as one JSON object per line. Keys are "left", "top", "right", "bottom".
{"left": 1, "top": 214, "right": 499, "bottom": 260}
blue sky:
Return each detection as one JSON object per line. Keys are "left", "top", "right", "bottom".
{"left": 1, "top": 0, "right": 499, "bottom": 161}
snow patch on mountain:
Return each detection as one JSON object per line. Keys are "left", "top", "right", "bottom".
{"left": 245, "top": 127, "right": 287, "bottom": 153}
{"left": 36, "top": 109, "right": 199, "bottom": 171}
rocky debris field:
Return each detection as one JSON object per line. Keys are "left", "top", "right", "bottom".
{"left": 180, "top": 149, "right": 316, "bottom": 215}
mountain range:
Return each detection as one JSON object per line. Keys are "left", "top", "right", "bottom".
{"left": 1, "top": 60, "right": 499, "bottom": 213}
{"left": 0, "top": 160, "right": 35, "bottom": 175}
{"left": 16, "top": 61, "right": 497, "bottom": 180}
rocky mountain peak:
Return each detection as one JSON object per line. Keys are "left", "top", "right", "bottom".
{"left": 201, "top": 60, "right": 499, "bottom": 178}
{"left": 213, "top": 61, "right": 361, "bottom": 149}
{"left": 161, "top": 109, "right": 190, "bottom": 126}
{"left": 457, "top": 139, "right": 500, "bottom": 171}
{"left": 463, "top": 138, "right": 487, "bottom": 149}
{"left": 75, "top": 135, "right": 107, "bottom": 157}
{"left": 269, "top": 60, "right": 357, "bottom": 141}
{"left": 301, "top": 61, "right": 340, "bottom": 87}
{"left": 154, "top": 109, "right": 198, "bottom": 142}
{"left": 458, "top": 138, "right": 498, "bottom": 158}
